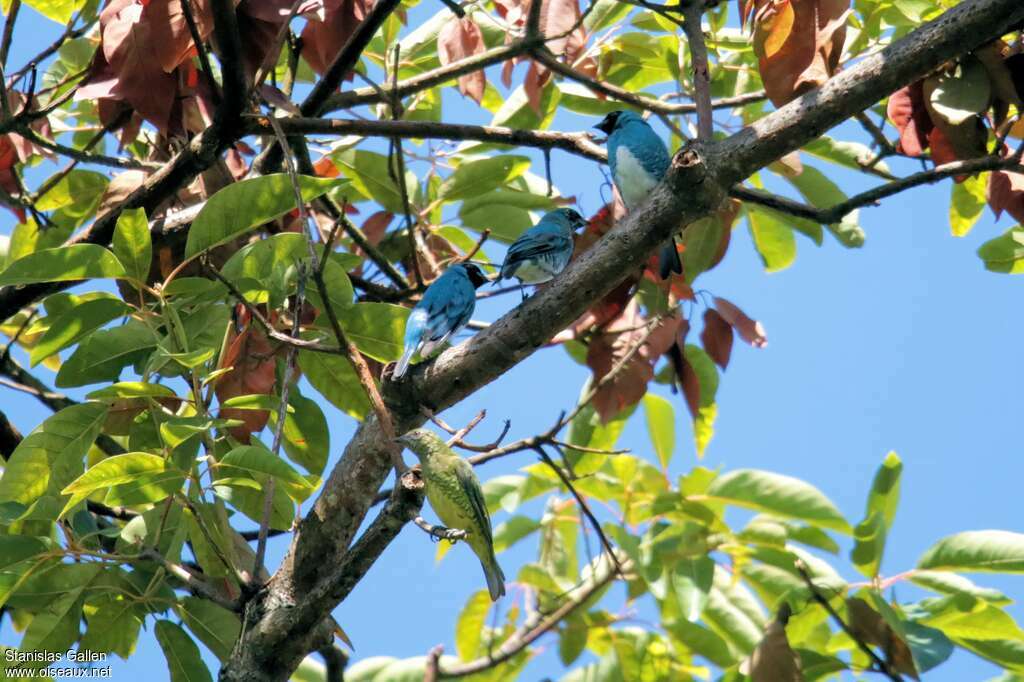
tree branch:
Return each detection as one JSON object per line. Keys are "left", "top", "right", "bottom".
{"left": 682, "top": 0, "right": 713, "bottom": 140}
{"left": 733, "top": 154, "right": 1024, "bottom": 224}
{"left": 438, "top": 551, "right": 624, "bottom": 678}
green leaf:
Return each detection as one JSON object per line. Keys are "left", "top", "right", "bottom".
{"left": 559, "top": 614, "right": 589, "bottom": 666}
{"left": 459, "top": 189, "right": 561, "bottom": 242}
{"left": 642, "top": 394, "right": 675, "bottom": 468}
{"left": 802, "top": 136, "right": 891, "bottom": 176}
{"left": 19, "top": 590, "right": 82, "bottom": 652}
{"left": 920, "top": 595, "right": 1024, "bottom": 642}
{"left": 918, "top": 531, "right": 1024, "bottom": 573}
{"left": 269, "top": 392, "right": 329, "bottom": 476}
{"left": 0, "top": 244, "right": 125, "bottom": 286}
{"left": 29, "top": 296, "right": 128, "bottom": 367}
{"left": 177, "top": 597, "right": 241, "bottom": 663}
{"left": 950, "top": 173, "right": 988, "bottom": 237}
{"left": 0, "top": 536, "right": 49, "bottom": 571}
{"left": 684, "top": 344, "right": 718, "bottom": 457}
{"left": 439, "top": 155, "right": 532, "bottom": 202}
{"left": 34, "top": 169, "right": 107, "bottom": 215}
{"left": 220, "top": 232, "right": 310, "bottom": 283}
{"left": 113, "top": 207, "right": 153, "bottom": 283}
{"left": 492, "top": 515, "right": 541, "bottom": 553}
{"left": 86, "top": 381, "right": 177, "bottom": 400}
{"left": 56, "top": 321, "right": 156, "bottom": 388}
{"left": 928, "top": 56, "right": 991, "bottom": 125}
{"left": 455, "top": 590, "right": 492, "bottom": 660}
{"left": 184, "top": 174, "right": 341, "bottom": 258}
{"left": 903, "top": 620, "right": 955, "bottom": 673}
{"left": 60, "top": 452, "right": 171, "bottom": 517}
{"left": 672, "top": 556, "right": 714, "bottom": 621}
{"left": 306, "top": 257, "right": 355, "bottom": 313}
{"left": 747, "top": 207, "right": 796, "bottom": 272}
{"left": 978, "top": 227, "right": 1024, "bottom": 273}
{"left": 155, "top": 620, "right": 213, "bottom": 682}
{"left": 298, "top": 349, "right": 371, "bottom": 419}
{"left": 22, "top": 0, "right": 86, "bottom": 23}
{"left": 335, "top": 149, "right": 415, "bottom": 213}
{"left": 216, "top": 445, "right": 315, "bottom": 502}
{"left": 681, "top": 215, "right": 725, "bottom": 283}
{"left": 666, "top": 617, "right": 736, "bottom": 667}
{"left": 0, "top": 402, "right": 108, "bottom": 505}
{"left": 851, "top": 451, "right": 902, "bottom": 578}
{"left": 336, "top": 302, "right": 410, "bottom": 362}
{"left": 79, "top": 598, "right": 143, "bottom": 659}
{"left": 910, "top": 570, "right": 1010, "bottom": 604}
{"left": 784, "top": 166, "right": 865, "bottom": 247}
{"left": 707, "top": 469, "right": 851, "bottom": 533}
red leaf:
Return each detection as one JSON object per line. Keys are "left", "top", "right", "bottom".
{"left": 752, "top": 0, "right": 849, "bottom": 107}
{"left": 987, "top": 169, "right": 1024, "bottom": 223}
{"left": 701, "top": 309, "right": 733, "bottom": 370}
{"left": 301, "top": 0, "right": 373, "bottom": 78}
{"left": 886, "top": 82, "right": 933, "bottom": 157}
{"left": 216, "top": 315, "right": 279, "bottom": 441}
{"left": 584, "top": 301, "right": 682, "bottom": 422}
{"left": 714, "top": 297, "right": 767, "bottom": 348}
{"left": 438, "top": 17, "right": 486, "bottom": 104}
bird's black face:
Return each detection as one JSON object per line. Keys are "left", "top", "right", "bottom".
{"left": 594, "top": 111, "right": 624, "bottom": 135}
{"left": 462, "top": 263, "right": 489, "bottom": 289}
{"left": 564, "top": 209, "right": 587, "bottom": 231}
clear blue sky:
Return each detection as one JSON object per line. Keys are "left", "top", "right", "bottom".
{"left": 1, "top": 2, "right": 1022, "bottom": 680}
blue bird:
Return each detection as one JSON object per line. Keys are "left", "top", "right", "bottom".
{"left": 393, "top": 263, "right": 489, "bottom": 379}
{"left": 498, "top": 208, "right": 587, "bottom": 296}
{"left": 594, "top": 110, "right": 681, "bottom": 279}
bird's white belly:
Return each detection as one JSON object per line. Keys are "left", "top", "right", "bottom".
{"left": 615, "top": 146, "right": 660, "bottom": 211}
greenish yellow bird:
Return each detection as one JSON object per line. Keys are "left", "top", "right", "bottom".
{"left": 397, "top": 429, "right": 506, "bottom": 600}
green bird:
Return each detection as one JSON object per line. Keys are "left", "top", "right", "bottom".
{"left": 397, "top": 429, "right": 506, "bottom": 600}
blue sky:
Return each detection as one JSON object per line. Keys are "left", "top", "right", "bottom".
{"left": 2, "top": 1, "right": 1023, "bottom": 680}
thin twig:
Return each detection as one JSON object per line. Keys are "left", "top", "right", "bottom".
{"left": 795, "top": 560, "right": 902, "bottom": 682}
{"left": 534, "top": 444, "right": 624, "bottom": 578}
{"left": 682, "top": 0, "right": 713, "bottom": 141}
{"left": 181, "top": 0, "right": 221, "bottom": 103}
{"left": 140, "top": 548, "right": 240, "bottom": 612}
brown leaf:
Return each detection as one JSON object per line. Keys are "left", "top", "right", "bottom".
{"left": 301, "top": 0, "right": 373, "bottom": 78}
{"left": 523, "top": 60, "right": 550, "bottom": 114}
{"left": 714, "top": 297, "right": 767, "bottom": 348}
{"left": 701, "top": 309, "right": 733, "bottom": 370}
{"left": 438, "top": 17, "right": 486, "bottom": 104}
{"left": 987, "top": 169, "right": 1024, "bottom": 223}
{"left": 97, "top": 170, "right": 149, "bottom": 218}
{"left": 81, "top": 4, "right": 180, "bottom": 132}
{"left": 585, "top": 300, "right": 681, "bottom": 422}
{"left": 886, "top": 82, "right": 933, "bottom": 157}
{"left": 144, "top": 0, "right": 216, "bottom": 74}
{"left": 752, "top": 0, "right": 850, "bottom": 107}
{"left": 216, "top": 310, "right": 279, "bottom": 442}
{"left": 846, "top": 597, "right": 919, "bottom": 681}
{"left": 538, "top": 0, "right": 585, "bottom": 59}
{"left": 975, "top": 41, "right": 1022, "bottom": 107}
{"left": 0, "top": 136, "right": 24, "bottom": 223}
{"left": 749, "top": 618, "right": 804, "bottom": 682}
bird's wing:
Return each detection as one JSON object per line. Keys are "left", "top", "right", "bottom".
{"left": 629, "top": 129, "right": 670, "bottom": 179}
{"left": 505, "top": 229, "right": 572, "bottom": 268}
{"left": 424, "top": 276, "right": 475, "bottom": 343}
{"left": 453, "top": 457, "right": 492, "bottom": 543}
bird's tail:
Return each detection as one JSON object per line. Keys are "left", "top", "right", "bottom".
{"left": 481, "top": 552, "right": 506, "bottom": 601}
{"left": 393, "top": 347, "right": 414, "bottom": 379}
{"left": 658, "top": 237, "right": 683, "bottom": 280}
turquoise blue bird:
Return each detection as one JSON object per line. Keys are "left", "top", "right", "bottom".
{"left": 393, "top": 263, "right": 488, "bottom": 379}
{"left": 498, "top": 208, "right": 587, "bottom": 296}
{"left": 594, "top": 110, "right": 681, "bottom": 279}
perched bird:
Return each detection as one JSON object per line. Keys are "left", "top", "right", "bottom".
{"left": 393, "top": 263, "right": 488, "bottom": 379}
{"left": 594, "top": 110, "right": 681, "bottom": 279}
{"left": 397, "top": 429, "right": 506, "bottom": 600}
{"left": 498, "top": 208, "right": 587, "bottom": 296}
